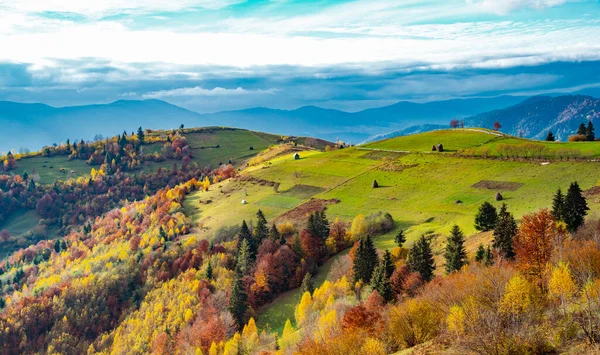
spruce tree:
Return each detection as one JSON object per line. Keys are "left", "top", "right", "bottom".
{"left": 382, "top": 249, "right": 395, "bottom": 278}
{"left": 229, "top": 272, "right": 248, "bottom": 328}
{"left": 546, "top": 131, "right": 555, "bottom": 141}
{"left": 237, "top": 220, "right": 255, "bottom": 258}
{"left": 552, "top": 188, "right": 565, "bottom": 221}
{"left": 395, "top": 230, "right": 406, "bottom": 248}
{"left": 370, "top": 261, "right": 394, "bottom": 302}
{"left": 308, "top": 210, "right": 330, "bottom": 241}
{"left": 588, "top": 121, "right": 595, "bottom": 141}
{"left": 407, "top": 236, "right": 436, "bottom": 282}
{"left": 483, "top": 246, "right": 494, "bottom": 266}
{"left": 352, "top": 236, "right": 379, "bottom": 284}
{"left": 301, "top": 272, "right": 315, "bottom": 295}
{"left": 578, "top": 123, "right": 587, "bottom": 135}
{"left": 474, "top": 202, "right": 498, "bottom": 231}
{"left": 205, "top": 262, "right": 213, "bottom": 280}
{"left": 269, "top": 222, "right": 284, "bottom": 244}
{"left": 137, "top": 126, "right": 145, "bottom": 145}
{"left": 254, "top": 210, "right": 269, "bottom": 246}
{"left": 444, "top": 225, "right": 467, "bottom": 274}
{"left": 475, "top": 244, "right": 485, "bottom": 263}
{"left": 563, "top": 182, "right": 589, "bottom": 232}
{"left": 493, "top": 203, "right": 517, "bottom": 260}
{"left": 236, "top": 238, "right": 251, "bottom": 275}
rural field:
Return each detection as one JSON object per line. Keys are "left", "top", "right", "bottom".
{"left": 183, "top": 128, "right": 600, "bottom": 332}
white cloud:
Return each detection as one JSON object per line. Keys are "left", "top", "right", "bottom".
{"left": 142, "top": 86, "right": 280, "bottom": 98}
{"left": 467, "top": 0, "right": 570, "bottom": 14}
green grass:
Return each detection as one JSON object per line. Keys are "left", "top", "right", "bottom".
{"left": 256, "top": 195, "right": 303, "bottom": 209}
{"left": 0, "top": 209, "right": 42, "bottom": 235}
{"left": 15, "top": 155, "right": 92, "bottom": 185}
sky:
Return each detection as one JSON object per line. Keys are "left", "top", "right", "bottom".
{"left": 0, "top": 0, "right": 599, "bottom": 113}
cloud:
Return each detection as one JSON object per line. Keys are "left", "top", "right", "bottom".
{"left": 142, "top": 86, "right": 280, "bottom": 98}
{"left": 467, "top": 0, "right": 570, "bottom": 14}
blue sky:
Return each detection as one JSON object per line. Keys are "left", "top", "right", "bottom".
{"left": 0, "top": 0, "right": 599, "bottom": 112}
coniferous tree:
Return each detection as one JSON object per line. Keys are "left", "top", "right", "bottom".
{"left": 205, "top": 262, "right": 213, "bottom": 280}
{"left": 308, "top": 210, "right": 330, "bottom": 241}
{"left": 563, "top": 182, "right": 589, "bottom": 232}
{"left": 229, "top": 271, "right": 248, "bottom": 328}
{"left": 475, "top": 244, "right": 485, "bottom": 263}
{"left": 352, "top": 236, "right": 379, "bottom": 284}
{"left": 552, "top": 188, "right": 565, "bottom": 221}
{"left": 395, "top": 230, "right": 406, "bottom": 247}
{"left": 236, "top": 238, "right": 251, "bottom": 275}
{"left": 546, "top": 132, "right": 555, "bottom": 141}
{"left": 483, "top": 246, "right": 494, "bottom": 266}
{"left": 493, "top": 203, "right": 517, "bottom": 260}
{"left": 444, "top": 225, "right": 467, "bottom": 274}
{"left": 578, "top": 123, "right": 587, "bottom": 135}
{"left": 382, "top": 249, "right": 394, "bottom": 278}
{"left": 54, "top": 239, "right": 61, "bottom": 253}
{"left": 159, "top": 226, "right": 168, "bottom": 241}
{"left": 269, "top": 222, "right": 284, "bottom": 244}
{"left": 370, "top": 261, "right": 394, "bottom": 302}
{"left": 237, "top": 220, "right": 254, "bottom": 257}
{"left": 474, "top": 202, "right": 498, "bottom": 231}
{"left": 254, "top": 210, "right": 269, "bottom": 246}
{"left": 588, "top": 121, "right": 595, "bottom": 141}
{"left": 407, "top": 235, "right": 436, "bottom": 282}
{"left": 301, "top": 272, "right": 315, "bottom": 295}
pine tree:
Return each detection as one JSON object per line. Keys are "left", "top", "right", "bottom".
{"left": 475, "top": 244, "right": 485, "bottom": 262}
{"left": 578, "top": 123, "right": 587, "bottom": 135}
{"left": 493, "top": 203, "right": 517, "bottom": 260}
{"left": 159, "top": 226, "right": 168, "bottom": 241}
{"left": 269, "top": 222, "right": 284, "bottom": 244}
{"left": 229, "top": 272, "right": 248, "bottom": 328}
{"left": 352, "top": 236, "right": 379, "bottom": 284}
{"left": 407, "top": 235, "right": 436, "bottom": 282}
{"left": 563, "top": 182, "right": 589, "bottom": 232}
{"left": 237, "top": 220, "right": 255, "bottom": 258}
{"left": 546, "top": 131, "right": 555, "bottom": 141}
{"left": 444, "top": 225, "right": 467, "bottom": 274}
{"left": 137, "top": 126, "right": 145, "bottom": 145}
{"left": 236, "top": 238, "right": 251, "bottom": 275}
{"left": 370, "top": 260, "right": 394, "bottom": 302}
{"left": 254, "top": 210, "right": 269, "bottom": 246}
{"left": 395, "top": 230, "right": 406, "bottom": 247}
{"left": 474, "top": 202, "right": 498, "bottom": 231}
{"left": 308, "top": 210, "right": 330, "bottom": 241}
{"left": 206, "top": 262, "right": 213, "bottom": 280}
{"left": 552, "top": 188, "right": 565, "bottom": 221}
{"left": 54, "top": 239, "right": 61, "bottom": 253}
{"left": 483, "top": 246, "right": 494, "bottom": 266}
{"left": 300, "top": 272, "right": 315, "bottom": 295}
{"left": 587, "top": 121, "right": 595, "bottom": 141}
{"left": 382, "top": 249, "right": 394, "bottom": 278}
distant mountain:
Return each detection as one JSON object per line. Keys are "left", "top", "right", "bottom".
{"left": 0, "top": 100, "right": 212, "bottom": 152}
{"left": 466, "top": 95, "right": 600, "bottom": 141}
{"left": 0, "top": 95, "right": 530, "bottom": 152}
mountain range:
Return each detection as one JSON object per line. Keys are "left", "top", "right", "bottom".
{"left": 1, "top": 94, "right": 600, "bottom": 152}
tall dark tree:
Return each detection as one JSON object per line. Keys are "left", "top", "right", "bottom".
{"left": 395, "top": 229, "right": 406, "bottom": 248}
{"left": 205, "top": 262, "right": 213, "bottom": 280}
{"left": 301, "top": 272, "right": 315, "bottom": 295}
{"left": 308, "top": 210, "right": 330, "bottom": 241}
{"left": 483, "top": 246, "right": 494, "bottom": 266}
{"left": 370, "top": 261, "right": 394, "bottom": 302}
{"left": 254, "top": 210, "right": 269, "bottom": 246}
{"left": 563, "top": 182, "right": 589, "bottom": 232}
{"left": 407, "top": 236, "right": 436, "bottom": 282}
{"left": 229, "top": 272, "right": 248, "bottom": 328}
{"left": 444, "top": 225, "right": 467, "bottom": 274}
{"left": 137, "top": 126, "right": 145, "bottom": 145}
{"left": 382, "top": 249, "right": 395, "bottom": 278}
{"left": 269, "top": 222, "right": 284, "bottom": 244}
{"left": 352, "top": 236, "right": 379, "bottom": 284}
{"left": 236, "top": 238, "right": 251, "bottom": 275}
{"left": 578, "top": 123, "right": 587, "bottom": 135}
{"left": 552, "top": 188, "right": 565, "bottom": 221}
{"left": 474, "top": 201, "right": 498, "bottom": 231}
{"left": 475, "top": 244, "right": 485, "bottom": 263}
{"left": 237, "top": 220, "right": 254, "bottom": 258}
{"left": 546, "top": 132, "right": 555, "bottom": 141}
{"left": 587, "top": 121, "right": 595, "bottom": 141}
{"left": 493, "top": 203, "right": 517, "bottom": 260}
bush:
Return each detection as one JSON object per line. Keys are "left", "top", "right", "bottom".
{"left": 365, "top": 212, "right": 394, "bottom": 236}
{"left": 389, "top": 298, "right": 441, "bottom": 349}
{"left": 568, "top": 134, "right": 587, "bottom": 142}
{"left": 277, "top": 222, "right": 296, "bottom": 237}
{"left": 213, "top": 225, "right": 241, "bottom": 244}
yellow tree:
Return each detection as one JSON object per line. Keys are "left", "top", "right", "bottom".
{"left": 295, "top": 292, "right": 312, "bottom": 325}
{"left": 548, "top": 262, "right": 577, "bottom": 313}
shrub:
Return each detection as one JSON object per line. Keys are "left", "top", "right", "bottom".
{"left": 365, "top": 212, "right": 394, "bottom": 236}
{"left": 568, "top": 134, "right": 587, "bottom": 142}
{"left": 213, "top": 225, "right": 241, "bottom": 244}
{"left": 277, "top": 222, "right": 295, "bottom": 237}
{"left": 388, "top": 298, "right": 441, "bottom": 349}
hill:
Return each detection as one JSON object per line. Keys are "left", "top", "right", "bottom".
{"left": 0, "top": 100, "right": 212, "bottom": 152}
{"left": 466, "top": 95, "right": 600, "bottom": 141}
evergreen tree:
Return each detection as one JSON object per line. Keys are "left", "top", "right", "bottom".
{"left": 269, "top": 222, "right": 284, "bottom": 244}
{"left": 552, "top": 188, "right": 565, "bottom": 221}
{"left": 253, "top": 210, "right": 269, "bottom": 246}
{"left": 54, "top": 239, "right": 61, "bottom": 253}
{"left": 578, "top": 123, "right": 587, "bottom": 135}
{"left": 137, "top": 126, "right": 145, "bottom": 145}
{"left": 483, "top": 246, "right": 494, "bottom": 266}
{"left": 229, "top": 272, "right": 248, "bottom": 328}
{"left": 546, "top": 131, "right": 555, "bottom": 141}
{"left": 563, "top": 182, "right": 589, "bottom": 232}
{"left": 205, "top": 262, "right": 213, "bottom": 280}
{"left": 237, "top": 220, "right": 255, "bottom": 258}
{"left": 493, "top": 203, "right": 517, "bottom": 260}
{"left": 382, "top": 249, "right": 395, "bottom": 278}
{"left": 394, "top": 229, "right": 406, "bottom": 247}
{"left": 159, "top": 226, "right": 168, "bottom": 241}
{"left": 475, "top": 244, "right": 485, "bottom": 263}
{"left": 474, "top": 201, "right": 498, "bottom": 231}
{"left": 588, "top": 121, "right": 595, "bottom": 141}
{"left": 66, "top": 139, "right": 71, "bottom": 151}
{"left": 308, "top": 210, "right": 330, "bottom": 241}
{"left": 444, "top": 225, "right": 467, "bottom": 274}
{"left": 0, "top": 297, "right": 5, "bottom": 309}
{"left": 301, "top": 272, "right": 315, "bottom": 295}
{"left": 352, "top": 236, "right": 379, "bottom": 284}
{"left": 370, "top": 261, "right": 394, "bottom": 302}
{"left": 407, "top": 235, "right": 436, "bottom": 282}
{"left": 236, "top": 238, "right": 251, "bottom": 275}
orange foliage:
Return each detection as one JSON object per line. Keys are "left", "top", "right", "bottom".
{"left": 514, "top": 209, "right": 556, "bottom": 287}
